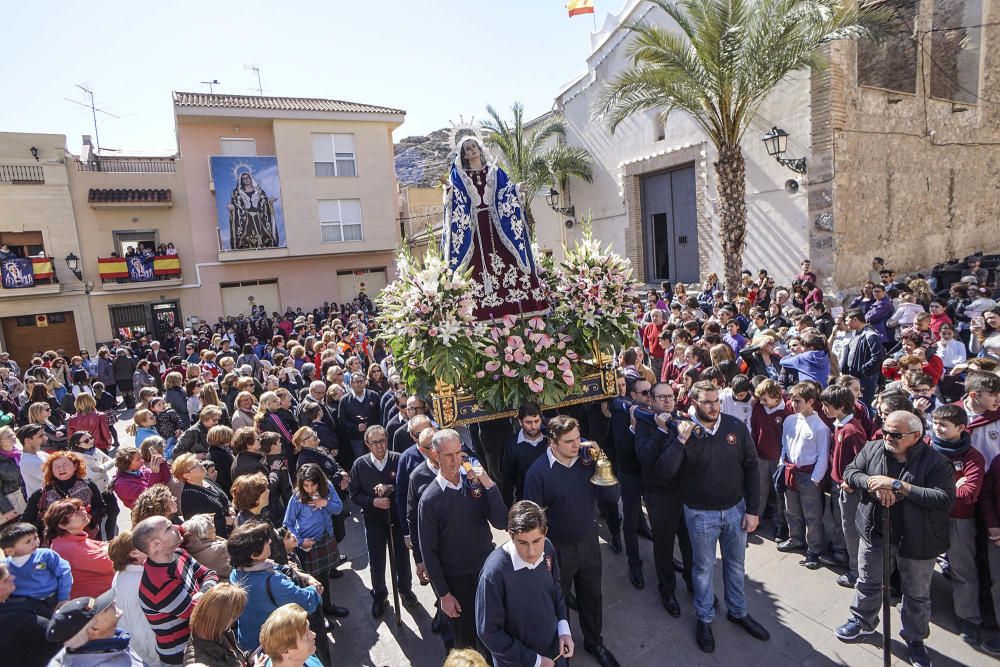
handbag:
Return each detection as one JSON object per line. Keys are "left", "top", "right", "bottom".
{"left": 4, "top": 488, "right": 26, "bottom": 516}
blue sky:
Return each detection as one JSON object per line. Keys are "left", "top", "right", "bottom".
{"left": 0, "top": 0, "right": 604, "bottom": 154}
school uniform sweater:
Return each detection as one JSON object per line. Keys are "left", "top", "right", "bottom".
{"left": 830, "top": 415, "right": 868, "bottom": 485}
{"left": 524, "top": 449, "right": 621, "bottom": 545}
{"left": 395, "top": 444, "right": 426, "bottom": 535}
{"left": 406, "top": 460, "right": 438, "bottom": 564}
{"left": 750, "top": 402, "right": 788, "bottom": 461}
{"left": 138, "top": 548, "right": 218, "bottom": 665}
{"left": 417, "top": 475, "right": 507, "bottom": 597}
{"left": 282, "top": 489, "right": 343, "bottom": 541}
{"left": 6, "top": 547, "right": 72, "bottom": 601}
{"left": 501, "top": 430, "right": 548, "bottom": 506}
{"left": 476, "top": 539, "right": 569, "bottom": 667}
{"left": 349, "top": 451, "right": 402, "bottom": 525}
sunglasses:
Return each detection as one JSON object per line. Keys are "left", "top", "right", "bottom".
{"left": 635, "top": 389, "right": 651, "bottom": 396}
{"left": 883, "top": 430, "right": 917, "bottom": 440}
{"left": 79, "top": 437, "right": 93, "bottom": 444}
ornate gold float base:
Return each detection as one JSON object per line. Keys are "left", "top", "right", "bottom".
{"left": 431, "top": 364, "right": 617, "bottom": 428}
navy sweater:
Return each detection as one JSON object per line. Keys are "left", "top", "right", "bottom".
{"left": 417, "top": 478, "right": 507, "bottom": 597}
{"left": 523, "top": 451, "right": 621, "bottom": 545}
{"left": 406, "top": 461, "right": 438, "bottom": 564}
{"left": 349, "top": 451, "right": 401, "bottom": 525}
{"left": 475, "top": 539, "right": 567, "bottom": 667}
{"left": 501, "top": 432, "right": 548, "bottom": 506}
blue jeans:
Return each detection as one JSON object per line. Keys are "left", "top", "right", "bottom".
{"left": 684, "top": 500, "right": 747, "bottom": 623}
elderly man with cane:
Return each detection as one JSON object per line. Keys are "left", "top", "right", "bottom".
{"left": 834, "top": 410, "right": 955, "bottom": 667}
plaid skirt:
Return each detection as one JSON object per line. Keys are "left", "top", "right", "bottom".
{"left": 297, "top": 533, "right": 339, "bottom": 576}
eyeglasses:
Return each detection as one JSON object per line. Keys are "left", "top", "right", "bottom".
{"left": 694, "top": 399, "right": 721, "bottom": 406}
{"left": 654, "top": 394, "right": 675, "bottom": 401}
{"left": 367, "top": 438, "right": 388, "bottom": 446}
{"left": 883, "top": 430, "right": 918, "bottom": 440}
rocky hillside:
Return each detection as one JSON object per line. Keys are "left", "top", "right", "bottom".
{"left": 394, "top": 129, "right": 453, "bottom": 187}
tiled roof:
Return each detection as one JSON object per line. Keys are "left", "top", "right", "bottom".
{"left": 88, "top": 188, "right": 172, "bottom": 203}
{"left": 173, "top": 91, "right": 405, "bottom": 115}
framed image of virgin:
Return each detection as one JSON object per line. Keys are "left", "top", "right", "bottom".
{"left": 210, "top": 156, "right": 286, "bottom": 251}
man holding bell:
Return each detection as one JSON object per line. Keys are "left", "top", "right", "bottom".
{"left": 524, "top": 415, "right": 622, "bottom": 667}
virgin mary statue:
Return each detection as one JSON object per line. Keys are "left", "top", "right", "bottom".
{"left": 443, "top": 137, "right": 549, "bottom": 322}
{"left": 227, "top": 170, "right": 279, "bottom": 250}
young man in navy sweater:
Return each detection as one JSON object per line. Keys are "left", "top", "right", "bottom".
{"left": 501, "top": 402, "right": 547, "bottom": 506}
{"left": 524, "top": 415, "right": 622, "bottom": 667}
{"left": 418, "top": 428, "right": 507, "bottom": 654}
{"left": 476, "top": 501, "right": 573, "bottom": 667}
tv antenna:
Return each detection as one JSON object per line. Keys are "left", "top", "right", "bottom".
{"left": 200, "top": 79, "right": 220, "bottom": 93}
{"left": 244, "top": 64, "right": 263, "bottom": 95}
{"left": 63, "top": 85, "right": 119, "bottom": 154}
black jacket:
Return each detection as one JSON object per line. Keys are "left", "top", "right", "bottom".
{"left": 844, "top": 439, "right": 955, "bottom": 559}
{"left": 175, "top": 423, "right": 211, "bottom": 456}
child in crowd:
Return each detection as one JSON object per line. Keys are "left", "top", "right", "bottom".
{"left": 778, "top": 382, "right": 830, "bottom": 568}
{"left": 128, "top": 409, "right": 159, "bottom": 449}
{"left": 929, "top": 405, "right": 985, "bottom": 645}
{"left": 1, "top": 521, "right": 72, "bottom": 612}
{"left": 149, "top": 396, "right": 185, "bottom": 457}
{"left": 750, "top": 379, "right": 789, "bottom": 540}
{"left": 779, "top": 330, "right": 831, "bottom": 388}
{"left": 820, "top": 385, "right": 869, "bottom": 587}
{"left": 720, "top": 374, "right": 754, "bottom": 433}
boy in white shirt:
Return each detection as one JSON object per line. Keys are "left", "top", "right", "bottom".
{"left": 777, "top": 382, "right": 831, "bottom": 569}
{"left": 720, "top": 375, "right": 754, "bottom": 433}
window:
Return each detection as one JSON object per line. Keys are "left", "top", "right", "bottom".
{"left": 318, "top": 200, "right": 363, "bottom": 243}
{"left": 113, "top": 231, "right": 158, "bottom": 257}
{"left": 0, "top": 231, "right": 44, "bottom": 258}
{"left": 857, "top": 0, "right": 918, "bottom": 94}
{"left": 312, "top": 134, "right": 357, "bottom": 177}
{"left": 220, "top": 138, "right": 257, "bottom": 156}
{"left": 929, "top": 0, "right": 982, "bottom": 104}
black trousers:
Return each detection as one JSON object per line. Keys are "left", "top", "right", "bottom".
{"left": 553, "top": 535, "right": 604, "bottom": 649}
{"left": 444, "top": 571, "right": 485, "bottom": 654}
{"left": 364, "top": 514, "right": 412, "bottom": 599}
{"left": 645, "top": 490, "right": 692, "bottom": 595}
{"left": 100, "top": 490, "right": 119, "bottom": 541}
{"left": 620, "top": 471, "right": 645, "bottom": 568}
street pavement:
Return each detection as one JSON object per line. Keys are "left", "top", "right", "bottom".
{"left": 111, "top": 419, "right": 994, "bottom": 666}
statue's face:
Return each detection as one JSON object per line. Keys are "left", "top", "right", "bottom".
{"left": 462, "top": 141, "right": 481, "bottom": 162}
{"left": 240, "top": 173, "right": 252, "bottom": 186}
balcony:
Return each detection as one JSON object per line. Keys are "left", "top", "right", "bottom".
{"left": 97, "top": 254, "right": 183, "bottom": 291}
{"left": 76, "top": 158, "right": 176, "bottom": 174}
{"left": 0, "top": 164, "right": 45, "bottom": 185}
{"left": 88, "top": 188, "right": 173, "bottom": 209}
{"left": 0, "top": 256, "right": 60, "bottom": 298}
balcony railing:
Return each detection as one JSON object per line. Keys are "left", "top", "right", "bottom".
{"left": 98, "top": 254, "right": 182, "bottom": 284}
{"left": 0, "top": 164, "right": 45, "bottom": 184}
{"left": 76, "top": 158, "right": 176, "bottom": 174}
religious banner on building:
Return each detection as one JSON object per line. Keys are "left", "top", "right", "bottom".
{"left": 1, "top": 258, "right": 35, "bottom": 288}
{"left": 127, "top": 255, "right": 155, "bottom": 282}
{"left": 209, "top": 156, "right": 286, "bottom": 251}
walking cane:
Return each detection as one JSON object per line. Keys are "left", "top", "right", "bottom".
{"left": 385, "top": 502, "right": 403, "bottom": 627}
{"left": 881, "top": 502, "right": 891, "bottom": 667}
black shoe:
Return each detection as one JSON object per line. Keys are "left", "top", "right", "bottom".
{"left": 609, "top": 532, "right": 623, "bottom": 554}
{"left": 774, "top": 527, "right": 789, "bottom": 542}
{"left": 329, "top": 568, "right": 345, "bottom": 579}
{"left": 906, "top": 640, "right": 931, "bottom": 667}
{"left": 566, "top": 591, "right": 578, "bottom": 610}
{"left": 584, "top": 643, "right": 621, "bottom": 667}
{"left": 727, "top": 613, "right": 770, "bottom": 641}
{"left": 400, "top": 589, "right": 419, "bottom": 609}
{"left": 776, "top": 539, "right": 805, "bottom": 552}
{"left": 371, "top": 596, "right": 387, "bottom": 618}
{"left": 836, "top": 573, "right": 857, "bottom": 588}
{"left": 801, "top": 553, "right": 821, "bottom": 570}
{"left": 323, "top": 604, "right": 350, "bottom": 618}
{"left": 431, "top": 613, "right": 441, "bottom": 634}
{"left": 662, "top": 592, "right": 680, "bottom": 617}
{"left": 696, "top": 621, "right": 715, "bottom": 653}
{"left": 959, "top": 620, "right": 981, "bottom": 645}
{"left": 338, "top": 554, "right": 348, "bottom": 563}
{"left": 638, "top": 524, "right": 654, "bottom": 541}
{"left": 818, "top": 553, "right": 849, "bottom": 569}
{"left": 629, "top": 565, "right": 644, "bottom": 590}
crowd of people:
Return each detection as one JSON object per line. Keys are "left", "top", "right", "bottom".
{"left": 0, "top": 252, "right": 997, "bottom": 667}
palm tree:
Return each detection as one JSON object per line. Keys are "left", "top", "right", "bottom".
{"left": 481, "top": 102, "right": 594, "bottom": 234}
{"left": 595, "top": 0, "right": 891, "bottom": 292}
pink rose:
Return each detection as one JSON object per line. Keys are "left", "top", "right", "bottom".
{"left": 505, "top": 354, "right": 514, "bottom": 362}
{"left": 475, "top": 371, "right": 486, "bottom": 378}
{"left": 428, "top": 327, "right": 439, "bottom": 337}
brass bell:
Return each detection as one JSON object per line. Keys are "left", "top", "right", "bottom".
{"left": 588, "top": 444, "right": 619, "bottom": 487}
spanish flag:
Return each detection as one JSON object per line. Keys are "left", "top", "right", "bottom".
{"left": 567, "top": 0, "right": 594, "bottom": 17}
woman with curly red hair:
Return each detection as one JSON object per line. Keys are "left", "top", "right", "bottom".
{"left": 43, "top": 497, "right": 114, "bottom": 598}
{"left": 22, "top": 451, "right": 106, "bottom": 538}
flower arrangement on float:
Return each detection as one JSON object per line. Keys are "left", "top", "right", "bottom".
{"left": 376, "top": 224, "right": 640, "bottom": 413}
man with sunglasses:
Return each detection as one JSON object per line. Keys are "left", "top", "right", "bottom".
{"left": 835, "top": 410, "right": 955, "bottom": 667}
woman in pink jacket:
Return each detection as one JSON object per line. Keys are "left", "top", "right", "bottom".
{"left": 111, "top": 445, "right": 171, "bottom": 509}
{"left": 44, "top": 497, "right": 114, "bottom": 598}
